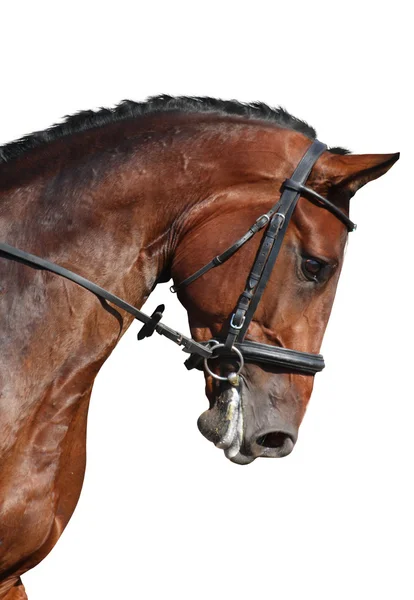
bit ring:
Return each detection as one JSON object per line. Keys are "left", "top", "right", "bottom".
{"left": 204, "top": 341, "right": 244, "bottom": 382}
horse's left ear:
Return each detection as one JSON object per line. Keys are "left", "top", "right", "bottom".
{"left": 323, "top": 152, "right": 400, "bottom": 196}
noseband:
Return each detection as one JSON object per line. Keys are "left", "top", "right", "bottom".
{"left": 0, "top": 140, "right": 355, "bottom": 384}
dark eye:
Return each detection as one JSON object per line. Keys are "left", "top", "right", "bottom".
{"left": 302, "top": 257, "right": 325, "bottom": 281}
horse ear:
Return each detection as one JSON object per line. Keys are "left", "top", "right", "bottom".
{"left": 323, "top": 152, "right": 400, "bottom": 196}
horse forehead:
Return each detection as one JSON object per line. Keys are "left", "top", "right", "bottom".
{"left": 291, "top": 197, "right": 348, "bottom": 257}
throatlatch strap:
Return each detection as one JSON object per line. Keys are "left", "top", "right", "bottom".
{"left": 171, "top": 213, "right": 275, "bottom": 293}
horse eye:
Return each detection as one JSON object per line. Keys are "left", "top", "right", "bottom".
{"left": 302, "top": 257, "right": 325, "bottom": 281}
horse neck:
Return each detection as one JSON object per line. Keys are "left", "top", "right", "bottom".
{"left": 0, "top": 143, "right": 207, "bottom": 454}
{"left": 0, "top": 117, "right": 296, "bottom": 450}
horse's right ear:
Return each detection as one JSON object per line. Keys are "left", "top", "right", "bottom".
{"left": 323, "top": 151, "right": 400, "bottom": 196}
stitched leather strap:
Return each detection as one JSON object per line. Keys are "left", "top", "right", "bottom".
{"left": 283, "top": 178, "right": 356, "bottom": 232}
{"left": 232, "top": 140, "right": 328, "bottom": 343}
{"left": 184, "top": 339, "right": 325, "bottom": 375}
{"left": 224, "top": 210, "right": 285, "bottom": 348}
{"left": 171, "top": 212, "right": 274, "bottom": 293}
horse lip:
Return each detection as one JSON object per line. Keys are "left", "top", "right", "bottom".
{"left": 225, "top": 449, "right": 256, "bottom": 465}
{"left": 197, "top": 380, "right": 258, "bottom": 465}
{"left": 197, "top": 382, "right": 244, "bottom": 452}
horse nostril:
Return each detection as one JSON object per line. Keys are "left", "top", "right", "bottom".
{"left": 256, "top": 431, "right": 287, "bottom": 448}
{"left": 255, "top": 431, "right": 296, "bottom": 456}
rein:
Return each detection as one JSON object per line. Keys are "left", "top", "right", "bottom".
{"left": 0, "top": 140, "right": 355, "bottom": 384}
{"left": 0, "top": 241, "right": 212, "bottom": 359}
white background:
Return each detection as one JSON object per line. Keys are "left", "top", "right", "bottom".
{"left": 1, "top": 2, "right": 413, "bottom": 599}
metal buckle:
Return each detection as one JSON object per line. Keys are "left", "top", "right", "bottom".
{"left": 204, "top": 341, "right": 244, "bottom": 383}
{"left": 230, "top": 313, "right": 245, "bottom": 330}
{"left": 255, "top": 213, "right": 270, "bottom": 228}
{"left": 274, "top": 212, "right": 286, "bottom": 229}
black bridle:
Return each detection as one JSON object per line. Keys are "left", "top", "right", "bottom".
{"left": 0, "top": 140, "right": 355, "bottom": 384}
{"left": 172, "top": 140, "right": 355, "bottom": 382}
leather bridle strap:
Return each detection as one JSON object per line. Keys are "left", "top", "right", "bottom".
{"left": 171, "top": 211, "right": 279, "bottom": 293}
{"left": 227, "top": 140, "right": 327, "bottom": 347}
{"left": 0, "top": 242, "right": 212, "bottom": 359}
{"left": 283, "top": 178, "right": 356, "bottom": 233}
{"left": 185, "top": 339, "right": 325, "bottom": 375}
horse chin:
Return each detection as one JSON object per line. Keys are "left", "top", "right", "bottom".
{"left": 225, "top": 449, "right": 256, "bottom": 465}
{"left": 197, "top": 383, "right": 256, "bottom": 465}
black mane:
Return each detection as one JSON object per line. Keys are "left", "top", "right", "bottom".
{"left": 0, "top": 95, "right": 349, "bottom": 164}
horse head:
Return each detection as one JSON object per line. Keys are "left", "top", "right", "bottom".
{"left": 172, "top": 136, "right": 398, "bottom": 464}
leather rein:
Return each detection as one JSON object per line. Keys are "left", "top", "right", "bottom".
{"left": 0, "top": 140, "right": 355, "bottom": 385}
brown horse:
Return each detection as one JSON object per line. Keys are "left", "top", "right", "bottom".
{"left": 0, "top": 96, "right": 398, "bottom": 599}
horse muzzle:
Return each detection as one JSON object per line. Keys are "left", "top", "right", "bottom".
{"left": 197, "top": 379, "right": 298, "bottom": 464}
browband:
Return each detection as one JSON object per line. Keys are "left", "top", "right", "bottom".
{"left": 283, "top": 178, "right": 356, "bottom": 232}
